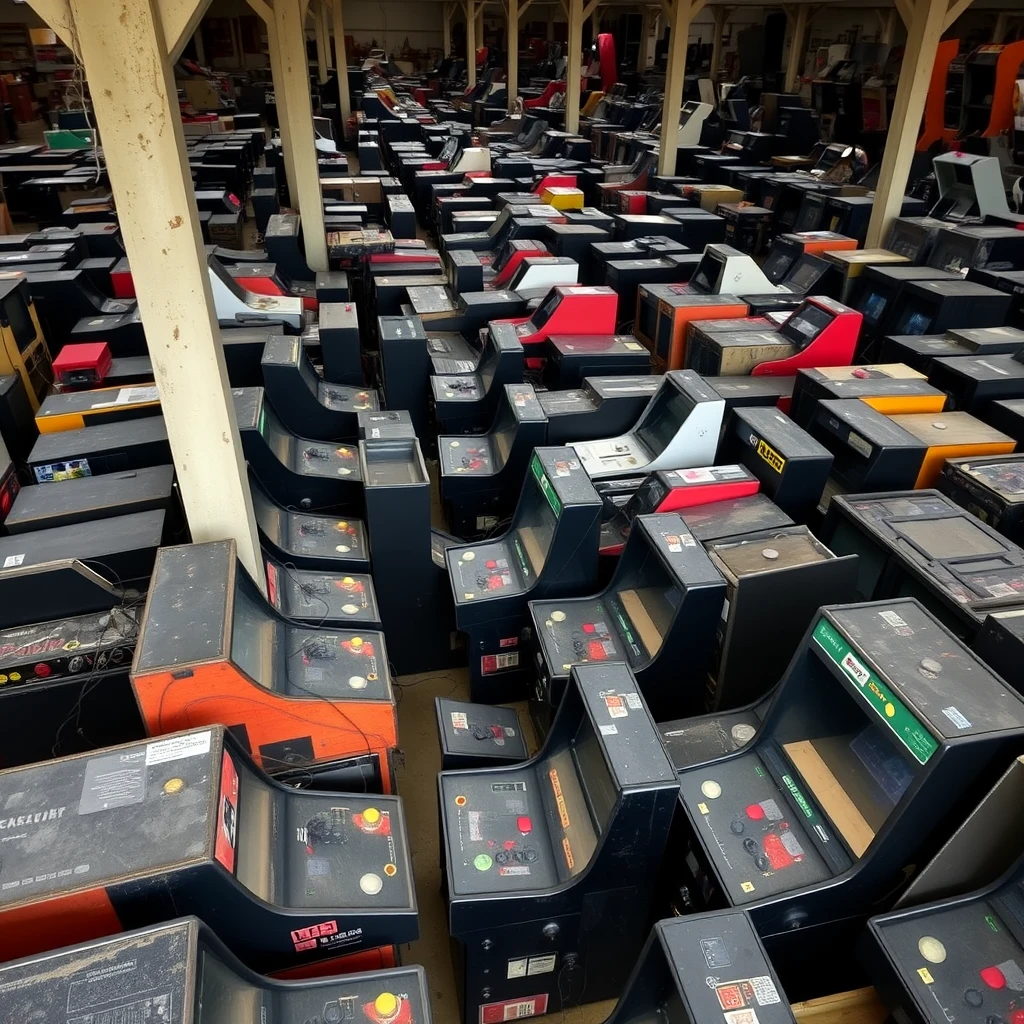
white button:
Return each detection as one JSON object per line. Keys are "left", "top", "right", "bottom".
{"left": 918, "top": 936, "right": 946, "bottom": 963}
{"left": 551, "top": 610, "right": 566, "bottom": 622}
{"left": 731, "top": 724, "right": 757, "bottom": 745}
{"left": 701, "top": 780, "right": 722, "bottom": 799}
{"left": 462, "top": 551, "right": 476, "bottom": 561}
{"left": 342, "top": 603, "right": 359, "bottom": 614}
{"left": 360, "top": 872, "right": 383, "bottom": 895}
{"left": 349, "top": 676, "right": 368, "bottom": 689}
{"left": 335, "top": 545, "right": 351, "bottom": 553}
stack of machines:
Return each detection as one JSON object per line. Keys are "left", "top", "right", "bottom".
{"left": 13, "top": 51, "right": 1024, "bottom": 1024}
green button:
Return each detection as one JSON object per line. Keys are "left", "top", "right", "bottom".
{"left": 473, "top": 854, "right": 493, "bottom": 871}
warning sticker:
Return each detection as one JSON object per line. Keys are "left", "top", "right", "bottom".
{"left": 451, "top": 712, "right": 469, "bottom": 731}
{"left": 79, "top": 750, "right": 147, "bottom": 815}
{"left": 479, "top": 994, "right": 549, "bottom": 1023}
{"left": 624, "top": 692, "right": 643, "bottom": 710}
{"left": 724, "top": 1010, "right": 759, "bottom": 1024}
{"left": 145, "top": 731, "right": 212, "bottom": 766}
{"left": 604, "top": 694, "right": 628, "bottom": 718}
{"left": 527, "top": 954, "right": 557, "bottom": 975}
{"left": 507, "top": 958, "right": 528, "bottom": 979}
{"left": 2, "top": 554, "right": 24, "bottom": 568}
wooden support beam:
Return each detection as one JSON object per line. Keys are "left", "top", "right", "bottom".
{"left": 637, "top": 5, "right": 655, "bottom": 70}
{"left": 659, "top": 0, "right": 672, "bottom": 29}
{"left": 865, "top": 0, "right": 947, "bottom": 248}
{"left": 894, "top": 0, "right": 913, "bottom": 27}
{"left": 876, "top": 7, "right": 897, "bottom": 45}
{"left": 519, "top": 0, "right": 534, "bottom": 19}
{"left": 331, "top": 0, "right": 352, "bottom": 138}
{"left": 783, "top": 4, "right": 810, "bottom": 94}
{"left": 583, "top": 0, "right": 600, "bottom": 21}
{"left": 508, "top": 0, "right": 520, "bottom": 107}
{"left": 442, "top": 1, "right": 454, "bottom": 55}
{"left": 709, "top": 5, "right": 731, "bottom": 78}
{"left": 272, "top": 0, "right": 329, "bottom": 270}
{"left": 467, "top": 0, "right": 477, "bottom": 84}
{"left": 943, "top": 0, "right": 972, "bottom": 31}
{"left": 313, "top": 0, "right": 330, "bottom": 83}
{"left": 565, "top": 0, "right": 584, "bottom": 132}
{"left": 657, "top": 0, "right": 706, "bottom": 174}
{"left": 26, "top": 0, "right": 79, "bottom": 58}
{"left": 993, "top": 10, "right": 1009, "bottom": 43}
{"left": 27, "top": 0, "right": 265, "bottom": 588}
{"left": 476, "top": 0, "right": 484, "bottom": 47}
{"left": 158, "top": 0, "right": 214, "bottom": 63}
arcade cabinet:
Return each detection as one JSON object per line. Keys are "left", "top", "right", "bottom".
{"left": 605, "top": 914, "right": 796, "bottom": 1024}
{"left": 441, "top": 662, "right": 679, "bottom": 1022}
{"left": 929, "top": 152, "right": 1013, "bottom": 221}
{"left": 928, "top": 352, "right": 1024, "bottom": 416}
{"left": 528, "top": 510, "right": 726, "bottom": 735}
{"left": 886, "top": 280, "right": 1012, "bottom": 337}
{"left": 261, "top": 336, "right": 378, "bottom": 441}
{"left": 539, "top": 375, "right": 662, "bottom": 445}
{"left": 0, "top": 727, "right": 417, "bottom": 971}
{"left": 435, "top": 697, "right": 529, "bottom": 770}
{"left": 939, "top": 453, "right": 1024, "bottom": 545}
{"left": 131, "top": 540, "right": 399, "bottom": 792}
{"left": 447, "top": 447, "right": 603, "bottom": 701}
{"left": 0, "top": 273, "right": 52, "bottom": 411}
{"left": 0, "top": 919, "right": 432, "bottom": 1024}
{"left": 821, "top": 491, "right": 1024, "bottom": 640}
{"left": 570, "top": 370, "right": 725, "bottom": 481}
{"left": 862, "top": 844, "right": 1024, "bottom": 1023}
{"left": 663, "top": 599, "right": 1024, "bottom": 999}
{"left": 439, "top": 383, "right": 548, "bottom": 537}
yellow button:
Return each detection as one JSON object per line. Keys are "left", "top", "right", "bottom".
{"left": 342, "top": 576, "right": 354, "bottom": 585}
{"left": 375, "top": 993, "right": 398, "bottom": 1017}
{"left": 164, "top": 778, "right": 185, "bottom": 795}
{"left": 337, "top": 521, "right": 349, "bottom": 530}
{"left": 351, "top": 636, "right": 363, "bottom": 647}
{"left": 364, "top": 807, "right": 380, "bottom": 824}
{"left": 9, "top": 672, "right": 20, "bottom": 682}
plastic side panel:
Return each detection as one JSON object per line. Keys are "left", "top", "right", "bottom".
{"left": 0, "top": 888, "right": 121, "bottom": 962}
{"left": 864, "top": 394, "right": 946, "bottom": 416}
{"left": 271, "top": 944, "right": 399, "bottom": 979}
{"left": 914, "top": 441, "right": 1016, "bottom": 489}
{"left": 130, "top": 662, "right": 398, "bottom": 791}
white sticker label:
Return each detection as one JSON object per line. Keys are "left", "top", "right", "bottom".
{"left": 941, "top": 706, "right": 972, "bottom": 730}
{"left": 91, "top": 385, "right": 160, "bottom": 409}
{"left": 451, "top": 712, "right": 469, "bottom": 730}
{"left": 987, "top": 583, "right": 1018, "bottom": 598}
{"left": 507, "top": 959, "right": 528, "bottom": 980}
{"left": 879, "top": 610, "right": 908, "bottom": 629}
{"left": 527, "top": 954, "right": 557, "bottom": 975}
{"left": 751, "top": 976, "right": 781, "bottom": 1005}
{"left": 599, "top": 724, "right": 618, "bottom": 736}
{"left": 847, "top": 432, "right": 873, "bottom": 458}
{"left": 724, "top": 1011, "right": 759, "bottom": 1024}
{"left": 841, "top": 651, "right": 871, "bottom": 688}
{"left": 624, "top": 692, "right": 643, "bottom": 710}
{"left": 680, "top": 466, "right": 717, "bottom": 482}
{"left": 145, "top": 731, "right": 212, "bottom": 766}
{"left": 3, "top": 554, "right": 25, "bottom": 568}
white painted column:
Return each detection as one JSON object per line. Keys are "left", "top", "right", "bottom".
{"left": 709, "top": 5, "right": 730, "bottom": 78}
{"left": 783, "top": 5, "right": 810, "bottom": 94}
{"left": 865, "top": 0, "right": 948, "bottom": 247}
{"left": 564, "top": 0, "right": 583, "bottom": 132}
{"left": 331, "top": 0, "right": 353, "bottom": 139}
{"left": 28, "top": 0, "right": 265, "bottom": 587}
{"left": 637, "top": 6, "right": 654, "bottom": 71}
{"left": 508, "top": 0, "right": 520, "bottom": 106}
{"left": 657, "top": 0, "right": 705, "bottom": 174}
{"left": 313, "top": 0, "right": 329, "bottom": 83}
{"left": 467, "top": 0, "right": 478, "bottom": 84}
{"left": 443, "top": 1, "right": 454, "bottom": 55}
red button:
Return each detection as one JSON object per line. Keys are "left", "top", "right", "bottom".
{"left": 34, "top": 663, "right": 51, "bottom": 677}
{"left": 486, "top": 560, "right": 497, "bottom": 569}
{"left": 582, "top": 623, "right": 595, "bottom": 633}
{"left": 852, "top": 368, "right": 869, "bottom": 378}
{"left": 1010, "top": 1011, "right": 1024, "bottom": 1024}
{"left": 517, "top": 816, "right": 532, "bottom": 834}
{"left": 746, "top": 804, "right": 766, "bottom": 820}
{"left": 981, "top": 967, "right": 1006, "bottom": 989}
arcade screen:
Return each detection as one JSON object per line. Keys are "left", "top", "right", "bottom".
{"left": 763, "top": 248, "right": 795, "bottom": 284}
{"left": 963, "top": 459, "right": 1024, "bottom": 497}
{"left": 859, "top": 287, "right": 890, "bottom": 328}
{"left": 485, "top": 207, "right": 512, "bottom": 239}
{"left": 779, "top": 302, "right": 832, "bottom": 346}
{"left": 690, "top": 251, "right": 724, "bottom": 294}
{"left": 3, "top": 289, "right": 36, "bottom": 353}
{"left": 515, "top": 474, "right": 559, "bottom": 577}
{"left": 520, "top": 287, "right": 562, "bottom": 335}
{"left": 608, "top": 546, "right": 681, "bottom": 661}
{"left": 774, "top": 657, "right": 918, "bottom": 857}
{"left": 892, "top": 299, "right": 936, "bottom": 336}
{"left": 637, "top": 289, "right": 659, "bottom": 345}
{"left": 636, "top": 385, "right": 696, "bottom": 456}
{"left": 786, "top": 255, "right": 826, "bottom": 293}
{"left": 825, "top": 518, "right": 890, "bottom": 599}
{"left": 437, "top": 135, "right": 460, "bottom": 167}
{"left": 930, "top": 237, "right": 976, "bottom": 275}
{"left": 886, "top": 224, "right": 926, "bottom": 260}
{"left": 231, "top": 579, "right": 275, "bottom": 687}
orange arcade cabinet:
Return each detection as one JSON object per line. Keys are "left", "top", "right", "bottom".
{"left": 131, "top": 539, "right": 399, "bottom": 793}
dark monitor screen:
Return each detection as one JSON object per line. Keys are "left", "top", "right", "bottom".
{"left": 893, "top": 516, "right": 1005, "bottom": 559}
{"left": 953, "top": 163, "right": 973, "bottom": 186}
{"left": 690, "top": 251, "right": 723, "bottom": 294}
{"left": 827, "top": 517, "right": 889, "bottom": 599}
{"left": 787, "top": 256, "right": 825, "bottom": 292}
{"left": 524, "top": 287, "right": 562, "bottom": 331}
{"left": 4, "top": 291, "right": 36, "bottom": 353}
{"left": 638, "top": 290, "right": 659, "bottom": 345}
{"left": 893, "top": 299, "right": 935, "bottom": 336}
{"left": 485, "top": 207, "right": 511, "bottom": 239}
{"left": 572, "top": 715, "right": 618, "bottom": 835}
{"left": 860, "top": 288, "right": 889, "bottom": 327}
{"left": 780, "top": 302, "right": 833, "bottom": 346}
{"left": 887, "top": 226, "right": 923, "bottom": 260}
{"left": 763, "top": 250, "right": 793, "bottom": 284}
{"left": 932, "top": 239, "right": 976, "bottom": 274}
{"left": 636, "top": 386, "right": 696, "bottom": 455}
{"left": 231, "top": 579, "right": 271, "bottom": 687}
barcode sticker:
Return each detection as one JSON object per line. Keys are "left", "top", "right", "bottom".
{"left": 481, "top": 652, "right": 519, "bottom": 674}
{"left": 479, "top": 994, "right": 550, "bottom": 1023}
{"left": 624, "top": 692, "right": 643, "bottom": 710}
{"left": 3, "top": 554, "right": 25, "bottom": 568}
{"left": 941, "top": 706, "right": 971, "bottom": 730}
{"left": 145, "top": 731, "right": 212, "bottom": 766}
{"left": 599, "top": 724, "right": 618, "bottom": 736}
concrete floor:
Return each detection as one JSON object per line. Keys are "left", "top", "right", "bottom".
{"left": 392, "top": 669, "right": 616, "bottom": 1024}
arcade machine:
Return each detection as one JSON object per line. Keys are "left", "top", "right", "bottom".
{"left": 441, "top": 663, "right": 679, "bottom": 1022}
{"left": 402, "top": 284, "right": 527, "bottom": 337}
{"left": 435, "top": 697, "right": 529, "bottom": 769}
{"left": 821, "top": 490, "right": 1024, "bottom": 640}
{"left": 940, "top": 453, "right": 1024, "bottom": 545}
{"left": 789, "top": 364, "right": 947, "bottom": 428}
{"left": 261, "top": 336, "right": 378, "bottom": 442}
{"left": 882, "top": 327, "right": 1024, "bottom": 375}
{"left": 34, "top": 382, "right": 161, "bottom": 433}
{"left": 0, "top": 272, "right": 52, "bottom": 411}
{"left": 439, "top": 383, "right": 548, "bottom": 537}
{"left": 361, "top": 437, "right": 459, "bottom": 675}
{"left": 885, "top": 280, "right": 1012, "bottom": 337}
{"left": 570, "top": 370, "right": 725, "bottom": 481}
{"left": 447, "top": 447, "right": 603, "bottom": 701}
{"left": 208, "top": 257, "right": 305, "bottom": 333}
{"left": 263, "top": 556, "right": 380, "bottom": 631}
{"left": 663, "top": 599, "right": 1024, "bottom": 998}
{"left": 431, "top": 323, "right": 525, "bottom": 436}
{"left": 603, "top": 914, "right": 797, "bottom": 1024}
{"left": 505, "top": 284, "right": 619, "bottom": 359}
{"left": 823, "top": 249, "right": 911, "bottom": 305}
{"left": 973, "top": 606, "right": 1024, "bottom": 688}
{"left": 539, "top": 375, "right": 662, "bottom": 444}
{"left": 0, "top": 919, "right": 432, "bottom": 1024}
{"left": 927, "top": 225, "right": 1024, "bottom": 277}
{"left": 543, "top": 334, "right": 651, "bottom": 389}
{"left": 761, "top": 232, "right": 859, "bottom": 285}
{"left": 862, "top": 850, "right": 1024, "bottom": 1024}
{"left": 850, "top": 266, "right": 961, "bottom": 351}
{"left": 991, "top": 398, "right": 1024, "bottom": 444}
{"left": 234, "top": 387, "right": 363, "bottom": 513}
{"left": 131, "top": 540, "right": 400, "bottom": 792}
{"left": 249, "top": 472, "right": 370, "bottom": 575}
{"left": 721, "top": 406, "right": 833, "bottom": 522}
{"left": 0, "top": 727, "right": 417, "bottom": 971}
{"left": 0, "top": 430, "right": 18, "bottom": 532}
{"left": 527, "top": 511, "right": 726, "bottom": 735}
{"left": 927, "top": 352, "right": 1024, "bottom": 415}
{"left": 685, "top": 297, "right": 862, "bottom": 378}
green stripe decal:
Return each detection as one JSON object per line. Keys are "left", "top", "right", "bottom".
{"left": 531, "top": 454, "right": 562, "bottom": 517}
{"left": 812, "top": 617, "right": 937, "bottom": 765}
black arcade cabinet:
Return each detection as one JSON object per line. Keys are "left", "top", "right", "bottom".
{"left": 863, "top": 853, "right": 1024, "bottom": 1024}
{"left": 538, "top": 375, "right": 661, "bottom": 445}
{"left": 527, "top": 511, "right": 726, "bottom": 736}
{"left": 605, "top": 914, "right": 796, "bottom": 1024}
{"left": 940, "top": 454, "right": 1024, "bottom": 546}
{"left": 0, "top": 919, "right": 432, "bottom": 1024}
{"left": 439, "top": 383, "right": 548, "bottom": 537}
{"left": 440, "top": 662, "right": 679, "bottom": 1023}
{"left": 664, "top": 599, "right": 1024, "bottom": 998}
{"left": 544, "top": 334, "right": 651, "bottom": 389}
{"left": 435, "top": 697, "right": 528, "bottom": 770}
{"left": 821, "top": 491, "right": 1024, "bottom": 641}
{"left": 0, "top": 726, "right": 418, "bottom": 972}
{"left": 261, "top": 335, "right": 378, "bottom": 441}
{"left": 447, "top": 447, "right": 602, "bottom": 701}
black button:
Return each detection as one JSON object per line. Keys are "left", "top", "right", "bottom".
{"left": 730, "top": 819, "right": 745, "bottom": 835}
{"left": 965, "top": 990, "right": 984, "bottom": 1008}
{"left": 524, "top": 848, "right": 538, "bottom": 863}
{"left": 754, "top": 855, "right": 770, "bottom": 872}
{"left": 743, "top": 838, "right": 758, "bottom": 854}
